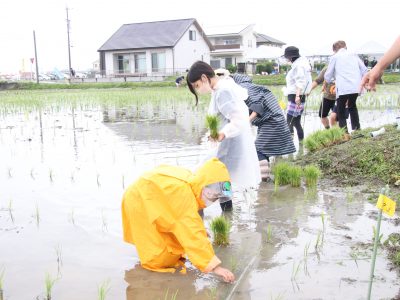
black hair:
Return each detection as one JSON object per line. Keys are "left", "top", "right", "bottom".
{"left": 186, "top": 61, "right": 215, "bottom": 106}
{"left": 291, "top": 56, "right": 300, "bottom": 63}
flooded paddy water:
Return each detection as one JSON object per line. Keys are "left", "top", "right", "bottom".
{"left": 0, "top": 86, "right": 399, "bottom": 299}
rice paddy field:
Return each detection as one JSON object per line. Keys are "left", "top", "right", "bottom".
{"left": 0, "top": 85, "right": 399, "bottom": 299}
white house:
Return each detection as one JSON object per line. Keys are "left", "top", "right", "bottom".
{"left": 98, "top": 18, "right": 212, "bottom": 77}
{"left": 205, "top": 24, "right": 285, "bottom": 72}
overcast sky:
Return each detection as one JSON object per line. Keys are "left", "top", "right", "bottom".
{"left": 0, "top": 0, "right": 398, "bottom": 73}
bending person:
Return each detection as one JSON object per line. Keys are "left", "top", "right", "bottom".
{"left": 122, "top": 158, "right": 235, "bottom": 283}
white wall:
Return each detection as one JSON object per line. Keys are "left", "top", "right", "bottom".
{"left": 173, "top": 24, "right": 211, "bottom": 72}
{"left": 103, "top": 24, "right": 211, "bottom": 76}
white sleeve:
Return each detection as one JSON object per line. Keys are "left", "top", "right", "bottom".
{"left": 216, "top": 89, "right": 248, "bottom": 138}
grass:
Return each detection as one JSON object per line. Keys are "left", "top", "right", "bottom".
{"left": 205, "top": 115, "right": 219, "bottom": 139}
{"left": 210, "top": 216, "right": 231, "bottom": 246}
{"left": 163, "top": 288, "right": 179, "bottom": 300}
{"left": 303, "top": 127, "right": 346, "bottom": 152}
{"left": 303, "top": 165, "right": 321, "bottom": 188}
{"left": 266, "top": 224, "right": 273, "bottom": 244}
{"left": 297, "top": 125, "right": 400, "bottom": 188}
{"left": 44, "top": 273, "right": 58, "bottom": 300}
{"left": 97, "top": 280, "right": 110, "bottom": 300}
{"left": 272, "top": 161, "right": 291, "bottom": 190}
{"left": 0, "top": 267, "right": 4, "bottom": 289}
{"left": 288, "top": 165, "right": 302, "bottom": 187}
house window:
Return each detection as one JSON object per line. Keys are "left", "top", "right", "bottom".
{"left": 117, "top": 55, "right": 130, "bottom": 73}
{"left": 151, "top": 52, "right": 166, "bottom": 73}
{"left": 134, "top": 53, "right": 146, "bottom": 73}
{"left": 248, "top": 40, "right": 253, "bottom": 47}
{"left": 189, "top": 30, "right": 196, "bottom": 41}
{"left": 210, "top": 60, "right": 221, "bottom": 69}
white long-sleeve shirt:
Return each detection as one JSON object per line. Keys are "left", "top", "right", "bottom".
{"left": 324, "top": 48, "right": 368, "bottom": 98}
{"left": 285, "top": 56, "right": 312, "bottom": 95}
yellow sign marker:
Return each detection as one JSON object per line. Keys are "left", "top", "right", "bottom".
{"left": 376, "top": 194, "right": 397, "bottom": 217}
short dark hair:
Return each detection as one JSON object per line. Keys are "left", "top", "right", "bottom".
{"left": 186, "top": 61, "right": 215, "bottom": 105}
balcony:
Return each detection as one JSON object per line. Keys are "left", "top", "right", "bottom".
{"left": 213, "top": 44, "right": 241, "bottom": 50}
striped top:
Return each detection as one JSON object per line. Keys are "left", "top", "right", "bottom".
{"left": 231, "top": 74, "right": 296, "bottom": 157}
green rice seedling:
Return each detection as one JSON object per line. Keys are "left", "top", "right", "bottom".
{"left": 96, "top": 174, "right": 101, "bottom": 187}
{"left": 269, "top": 292, "right": 285, "bottom": 300}
{"left": 349, "top": 249, "right": 359, "bottom": 268}
{"left": 210, "top": 216, "right": 231, "bottom": 246}
{"left": 321, "top": 213, "right": 326, "bottom": 233}
{"left": 97, "top": 280, "right": 110, "bottom": 300}
{"left": 327, "top": 126, "right": 346, "bottom": 142}
{"left": 0, "top": 266, "right": 5, "bottom": 291}
{"left": 345, "top": 186, "right": 354, "bottom": 203}
{"left": 205, "top": 115, "right": 219, "bottom": 139}
{"left": 44, "top": 272, "right": 58, "bottom": 300}
{"left": 303, "top": 136, "right": 320, "bottom": 152}
{"left": 272, "top": 161, "right": 291, "bottom": 191}
{"left": 69, "top": 208, "right": 75, "bottom": 226}
{"left": 101, "top": 210, "right": 108, "bottom": 233}
{"left": 8, "top": 199, "right": 14, "bottom": 223}
{"left": 55, "top": 244, "right": 62, "bottom": 275}
{"left": 303, "top": 165, "right": 321, "bottom": 188}
{"left": 303, "top": 242, "right": 311, "bottom": 276}
{"left": 207, "top": 287, "right": 217, "bottom": 300}
{"left": 266, "top": 224, "right": 273, "bottom": 244}
{"left": 49, "top": 169, "right": 53, "bottom": 182}
{"left": 291, "top": 260, "right": 302, "bottom": 281}
{"left": 163, "top": 288, "right": 179, "bottom": 300}
{"left": 288, "top": 165, "right": 302, "bottom": 187}
{"left": 229, "top": 255, "right": 238, "bottom": 272}
{"left": 34, "top": 203, "right": 40, "bottom": 227}
{"left": 313, "top": 130, "right": 331, "bottom": 147}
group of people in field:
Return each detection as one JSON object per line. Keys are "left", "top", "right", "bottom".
{"left": 121, "top": 35, "right": 400, "bottom": 283}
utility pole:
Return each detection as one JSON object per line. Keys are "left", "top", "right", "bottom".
{"left": 66, "top": 7, "right": 72, "bottom": 80}
{"left": 33, "top": 30, "right": 39, "bottom": 84}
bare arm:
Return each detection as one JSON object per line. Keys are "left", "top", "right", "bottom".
{"left": 361, "top": 36, "right": 400, "bottom": 91}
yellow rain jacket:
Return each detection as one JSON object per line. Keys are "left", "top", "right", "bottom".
{"left": 122, "top": 158, "right": 230, "bottom": 273}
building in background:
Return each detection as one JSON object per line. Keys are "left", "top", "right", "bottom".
{"left": 205, "top": 24, "right": 285, "bottom": 73}
{"left": 98, "top": 18, "right": 212, "bottom": 77}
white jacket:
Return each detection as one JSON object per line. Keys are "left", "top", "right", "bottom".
{"left": 285, "top": 56, "right": 312, "bottom": 95}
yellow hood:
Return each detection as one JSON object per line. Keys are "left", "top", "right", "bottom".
{"left": 189, "top": 157, "right": 231, "bottom": 205}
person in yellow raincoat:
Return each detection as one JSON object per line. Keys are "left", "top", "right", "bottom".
{"left": 121, "top": 157, "right": 235, "bottom": 283}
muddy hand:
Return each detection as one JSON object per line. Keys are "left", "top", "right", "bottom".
{"left": 213, "top": 266, "right": 235, "bottom": 283}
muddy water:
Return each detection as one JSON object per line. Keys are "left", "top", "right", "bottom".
{"left": 0, "top": 101, "right": 399, "bottom": 300}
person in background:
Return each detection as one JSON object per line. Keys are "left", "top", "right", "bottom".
{"left": 361, "top": 36, "right": 400, "bottom": 91}
{"left": 175, "top": 75, "right": 185, "bottom": 87}
{"left": 186, "top": 61, "right": 261, "bottom": 211}
{"left": 215, "top": 69, "right": 296, "bottom": 181}
{"left": 324, "top": 40, "right": 368, "bottom": 133}
{"left": 309, "top": 66, "right": 337, "bottom": 129}
{"left": 121, "top": 157, "right": 235, "bottom": 283}
{"left": 283, "top": 46, "right": 312, "bottom": 143}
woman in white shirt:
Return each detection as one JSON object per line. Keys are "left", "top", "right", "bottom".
{"left": 186, "top": 61, "right": 261, "bottom": 210}
{"left": 283, "top": 46, "right": 312, "bottom": 142}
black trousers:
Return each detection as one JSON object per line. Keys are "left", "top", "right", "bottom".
{"left": 287, "top": 115, "right": 304, "bottom": 140}
{"left": 337, "top": 93, "right": 359, "bottom": 131}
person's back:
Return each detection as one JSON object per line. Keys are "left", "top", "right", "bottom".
{"left": 334, "top": 49, "right": 365, "bottom": 93}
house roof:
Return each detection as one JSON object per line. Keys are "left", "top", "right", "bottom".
{"left": 98, "top": 18, "right": 212, "bottom": 51}
{"left": 205, "top": 24, "right": 254, "bottom": 36}
{"left": 255, "top": 33, "right": 285, "bottom": 46}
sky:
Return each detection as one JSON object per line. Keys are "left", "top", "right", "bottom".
{"left": 0, "top": 0, "right": 398, "bottom": 74}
